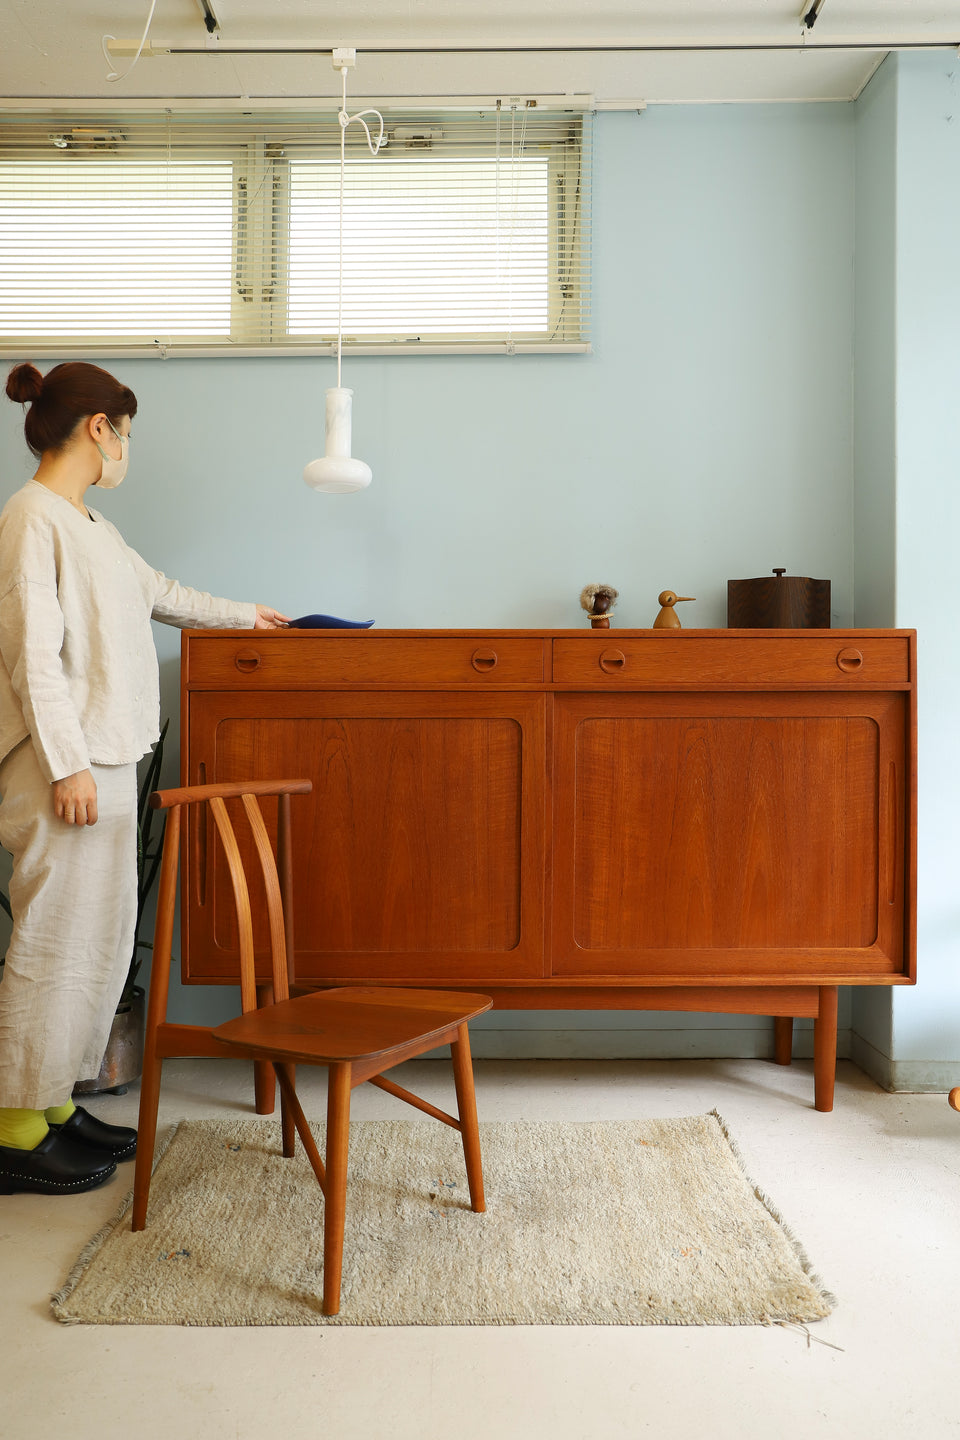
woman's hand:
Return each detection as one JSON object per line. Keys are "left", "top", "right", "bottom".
{"left": 254, "top": 605, "right": 292, "bottom": 629}
{"left": 53, "top": 769, "right": 99, "bottom": 826}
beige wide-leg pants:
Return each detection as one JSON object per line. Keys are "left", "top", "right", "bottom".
{"left": 0, "top": 740, "right": 137, "bottom": 1109}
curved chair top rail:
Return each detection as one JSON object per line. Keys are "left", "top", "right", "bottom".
{"left": 148, "top": 777, "right": 312, "bottom": 1010}
{"left": 150, "top": 778, "right": 313, "bottom": 810}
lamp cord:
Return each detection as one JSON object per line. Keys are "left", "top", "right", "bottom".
{"left": 337, "top": 65, "right": 384, "bottom": 386}
{"left": 102, "top": 0, "right": 158, "bottom": 82}
{"left": 494, "top": 99, "right": 528, "bottom": 355}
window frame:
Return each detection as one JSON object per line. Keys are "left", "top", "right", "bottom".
{"left": 0, "top": 106, "right": 591, "bottom": 359}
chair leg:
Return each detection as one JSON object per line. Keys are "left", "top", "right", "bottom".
{"left": 276, "top": 1065, "right": 327, "bottom": 1191}
{"left": 254, "top": 990, "right": 277, "bottom": 1115}
{"left": 279, "top": 1063, "right": 296, "bottom": 1158}
{"left": 254, "top": 1060, "right": 277, "bottom": 1115}
{"left": 450, "top": 1022, "right": 485, "bottom": 1213}
{"left": 131, "top": 1052, "right": 163, "bottom": 1232}
{"left": 323, "top": 1062, "right": 352, "bottom": 1317}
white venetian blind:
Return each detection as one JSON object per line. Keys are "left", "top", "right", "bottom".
{"left": 0, "top": 107, "right": 591, "bottom": 357}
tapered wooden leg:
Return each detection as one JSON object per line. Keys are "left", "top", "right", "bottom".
{"left": 253, "top": 987, "right": 277, "bottom": 1114}
{"left": 131, "top": 1053, "right": 161, "bottom": 1231}
{"left": 278, "top": 1063, "right": 296, "bottom": 1158}
{"left": 451, "top": 1023, "right": 485, "bottom": 1213}
{"left": 814, "top": 986, "right": 839, "bottom": 1113}
{"left": 254, "top": 1062, "right": 276, "bottom": 1114}
{"left": 773, "top": 1016, "right": 793, "bottom": 1066}
{"left": 276, "top": 1065, "right": 326, "bottom": 1190}
{"left": 322, "top": 1063, "right": 352, "bottom": 1316}
{"left": 133, "top": 809, "right": 180, "bottom": 1231}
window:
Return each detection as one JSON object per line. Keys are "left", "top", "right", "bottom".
{"left": 0, "top": 107, "right": 591, "bottom": 357}
{"left": 1, "top": 157, "right": 234, "bottom": 339}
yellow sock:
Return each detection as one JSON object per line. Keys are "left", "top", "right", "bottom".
{"left": 44, "top": 1100, "right": 76, "bottom": 1126}
{"left": 0, "top": 1106, "right": 49, "bottom": 1150}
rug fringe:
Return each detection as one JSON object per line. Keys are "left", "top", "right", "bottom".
{"left": 50, "top": 1122, "right": 182, "bottom": 1324}
{"left": 707, "top": 1109, "right": 838, "bottom": 1318}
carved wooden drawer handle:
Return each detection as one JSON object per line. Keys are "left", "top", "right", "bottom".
{"left": 836, "top": 648, "right": 864, "bottom": 673}
{"left": 234, "top": 649, "right": 262, "bottom": 673}
{"left": 599, "top": 649, "right": 626, "bottom": 673}
{"left": 471, "top": 648, "right": 499, "bottom": 673}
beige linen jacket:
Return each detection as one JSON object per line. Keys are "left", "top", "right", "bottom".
{"left": 0, "top": 481, "right": 256, "bottom": 782}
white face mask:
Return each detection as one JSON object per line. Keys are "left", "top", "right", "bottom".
{"left": 94, "top": 418, "right": 129, "bottom": 489}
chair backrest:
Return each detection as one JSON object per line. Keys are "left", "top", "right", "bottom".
{"left": 149, "top": 779, "right": 313, "bottom": 1013}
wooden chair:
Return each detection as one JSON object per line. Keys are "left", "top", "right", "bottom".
{"left": 131, "top": 778, "right": 492, "bottom": 1316}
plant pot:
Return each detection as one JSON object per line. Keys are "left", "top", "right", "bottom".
{"left": 73, "top": 986, "right": 145, "bottom": 1097}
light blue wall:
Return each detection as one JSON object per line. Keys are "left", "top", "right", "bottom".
{"left": 854, "top": 59, "right": 898, "bottom": 632}
{"left": 888, "top": 54, "right": 960, "bottom": 1085}
{"left": 852, "top": 58, "right": 898, "bottom": 1067}
{"left": 0, "top": 103, "right": 861, "bottom": 1053}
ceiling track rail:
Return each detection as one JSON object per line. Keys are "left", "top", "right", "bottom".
{"left": 107, "top": 39, "right": 960, "bottom": 58}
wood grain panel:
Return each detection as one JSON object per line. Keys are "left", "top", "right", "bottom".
{"left": 569, "top": 715, "right": 878, "bottom": 950}
{"left": 214, "top": 716, "right": 522, "bottom": 952}
{"left": 552, "top": 690, "right": 907, "bottom": 978}
{"left": 183, "top": 691, "right": 546, "bottom": 983}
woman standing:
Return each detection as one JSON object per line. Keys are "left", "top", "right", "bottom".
{"left": 0, "top": 361, "right": 289, "bottom": 1194}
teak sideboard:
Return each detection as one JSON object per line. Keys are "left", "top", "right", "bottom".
{"left": 179, "top": 627, "right": 917, "bottom": 1112}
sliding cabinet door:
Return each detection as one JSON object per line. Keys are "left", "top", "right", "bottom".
{"left": 183, "top": 690, "right": 547, "bottom": 986}
{"left": 552, "top": 690, "right": 909, "bottom": 983}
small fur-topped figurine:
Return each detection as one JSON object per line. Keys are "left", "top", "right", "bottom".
{"left": 652, "top": 590, "right": 695, "bottom": 629}
{"left": 580, "top": 584, "right": 619, "bottom": 629}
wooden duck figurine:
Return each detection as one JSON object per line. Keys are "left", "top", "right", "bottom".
{"left": 653, "top": 590, "right": 695, "bottom": 629}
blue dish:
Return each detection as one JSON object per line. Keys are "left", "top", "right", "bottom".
{"left": 287, "top": 614, "right": 375, "bottom": 629}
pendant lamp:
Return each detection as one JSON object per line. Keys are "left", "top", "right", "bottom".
{"left": 304, "top": 51, "right": 383, "bottom": 495}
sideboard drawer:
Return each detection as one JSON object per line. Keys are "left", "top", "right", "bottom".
{"left": 551, "top": 636, "right": 910, "bottom": 686}
{"left": 186, "top": 635, "right": 546, "bottom": 687}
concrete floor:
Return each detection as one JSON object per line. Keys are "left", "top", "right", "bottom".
{"left": 2, "top": 1056, "right": 958, "bottom": 1440}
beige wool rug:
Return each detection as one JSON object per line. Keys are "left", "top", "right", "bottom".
{"left": 51, "top": 1112, "right": 835, "bottom": 1327}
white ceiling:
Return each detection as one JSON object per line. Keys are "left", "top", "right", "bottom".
{"left": 0, "top": 0, "right": 958, "bottom": 107}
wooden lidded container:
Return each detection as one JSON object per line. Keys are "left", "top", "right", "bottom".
{"left": 727, "top": 568, "right": 831, "bottom": 628}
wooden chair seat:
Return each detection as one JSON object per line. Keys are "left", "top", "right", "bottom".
{"left": 212, "top": 986, "right": 491, "bottom": 1067}
{"left": 131, "top": 778, "right": 492, "bottom": 1315}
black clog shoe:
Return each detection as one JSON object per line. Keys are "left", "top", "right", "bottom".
{"left": 0, "top": 1130, "right": 117, "bottom": 1194}
{"left": 50, "top": 1106, "right": 137, "bottom": 1162}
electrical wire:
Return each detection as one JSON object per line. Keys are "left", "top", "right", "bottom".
{"left": 335, "top": 64, "right": 384, "bottom": 385}
{"left": 102, "top": 0, "right": 159, "bottom": 84}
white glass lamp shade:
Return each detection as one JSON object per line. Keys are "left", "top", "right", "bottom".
{"left": 303, "top": 387, "right": 372, "bottom": 494}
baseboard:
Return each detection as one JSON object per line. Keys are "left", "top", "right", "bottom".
{"left": 460, "top": 1024, "right": 851, "bottom": 1062}
{"left": 851, "top": 1032, "right": 960, "bottom": 1092}
{"left": 850, "top": 1031, "right": 894, "bottom": 1090}
{"left": 884, "top": 1061, "right": 960, "bottom": 1092}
